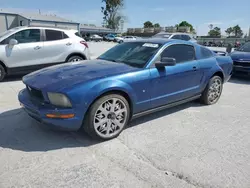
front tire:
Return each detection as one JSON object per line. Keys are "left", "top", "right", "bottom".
{"left": 0, "top": 64, "right": 6, "bottom": 82}
{"left": 83, "top": 94, "right": 130, "bottom": 140}
{"left": 200, "top": 76, "right": 223, "bottom": 105}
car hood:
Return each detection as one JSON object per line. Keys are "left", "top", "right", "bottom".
{"left": 23, "top": 60, "right": 139, "bottom": 91}
{"left": 230, "top": 51, "right": 250, "bottom": 61}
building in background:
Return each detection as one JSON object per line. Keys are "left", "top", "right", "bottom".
{"left": 80, "top": 24, "right": 119, "bottom": 36}
{"left": 0, "top": 8, "right": 80, "bottom": 33}
{"left": 127, "top": 26, "right": 190, "bottom": 37}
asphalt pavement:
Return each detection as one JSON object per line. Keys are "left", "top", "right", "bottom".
{"left": 0, "top": 42, "right": 249, "bottom": 188}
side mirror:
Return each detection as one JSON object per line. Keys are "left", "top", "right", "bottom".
{"left": 155, "top": 57, "right": 176, "bottom": 68}
{"left": 8, "top": 39, "right": 18, "bottom": 46}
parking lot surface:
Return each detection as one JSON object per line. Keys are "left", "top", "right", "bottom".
{"left": 0, "top": 42, "right": 249, "bottom": 188}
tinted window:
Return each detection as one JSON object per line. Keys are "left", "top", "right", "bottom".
{"left": 3, "top": 29, "right": 41, "bottom": 44}
{"left": 98, "top": 42, "right": 162, "bottom": 68}
{"left": 171, "top": 35, "right": 181, "bottom": 40}
{"left": 161, "top": 44, "right": 195, "bottom": 63}
{"left": 63, "top": 32, "right": 69, "bottom": 39}
{"left": 201, "top": 47, "right": 214, "bottom": 58}
{"left": 45, "top": 30, "right": 63, "bottom": 41}
{"left": 152, "top": 33, "right": 171, "bottom": 38}
{"left": 181, "top": 35, "right": 191, "bottom": 41}
{"left": 238, "top": 42, "right": 250, "bottom": 52}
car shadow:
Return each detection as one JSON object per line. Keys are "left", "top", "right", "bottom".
{"left": 228, "top": 76, "right": 250, "bottom": 85}
{"left": 3, "top": 75, "right": 24, "bottom": 82}
{"left": 0, "top": 102, "right": 203, "bottom": 152}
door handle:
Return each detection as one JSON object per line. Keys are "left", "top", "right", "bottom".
{"left": 34, "top": 46, "right": 41, "bottom": 50}
{"left": 66, "top": 42, "right": 72, "bottom": 46}
{"left": 193, "top": 66, "right": 197, "bottom": 71}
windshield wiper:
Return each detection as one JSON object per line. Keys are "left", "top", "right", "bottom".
{"left": 97, "top": 57, "right": 118, "bottom": 62}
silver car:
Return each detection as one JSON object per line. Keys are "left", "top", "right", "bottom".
{"left": 152, "top": 32, "right": 197, "bottom": 43}
{"left": 0, "top": 26, "right": 90, "bottom": 81}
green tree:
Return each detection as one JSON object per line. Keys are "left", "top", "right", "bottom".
{"left": 225, "top": 27, "right": 233, "bottom": 37}
{"left": 144, "top": 21, "right": 154, "bottom": 28}
{"left": 177, "top": 21, "right": 195, "bottom": 32}
{"left": 208, "top": 27, "right": 221, "bottom": 37}
{"left": 232, "top": 25, "right": 243, "bottom": 38}
{"left": 101, "top": 0, "right": 124, "bottom": 30}
{"left": 154, "top": 23, "right": 160, "bottom": 28}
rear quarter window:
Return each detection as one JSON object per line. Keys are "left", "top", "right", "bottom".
{"left": 75, "top": 32, "right": 82, "bottom": 38}
{"left": 200, "top": 47, "right": 214, "bottom": 59}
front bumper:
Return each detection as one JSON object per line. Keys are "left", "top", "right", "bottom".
{"left": 233, "top": 66, "right": 250, "bottom": 76}
{"left": 18, "top": 89, "right": 83, "bottom": 131}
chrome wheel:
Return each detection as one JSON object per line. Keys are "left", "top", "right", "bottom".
{"left": 94, "top": 98, "right": 128, "bottom": 138}
{"left": 208, "top": 78, "right": 222, "bottom": 103}
{"left": 0, "top": 69, "right": 2, "bottom": 77}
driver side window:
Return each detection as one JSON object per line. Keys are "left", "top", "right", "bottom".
{"left": 2, "top": 29, "right": 41, "bottom": 44}
{"left": 160, "top": 44, "right": 195, "bottom": 63}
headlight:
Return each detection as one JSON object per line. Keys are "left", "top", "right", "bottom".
{"left": 47, "top": 92, "right": 72, "bottom": 108}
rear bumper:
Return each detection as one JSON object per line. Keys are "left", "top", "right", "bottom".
{"left": 18, "top": 89, "right": 83, "bottom": 131}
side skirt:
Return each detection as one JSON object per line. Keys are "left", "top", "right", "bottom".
{"left": 132, "top": 94, "right": 201, "bottom": 120}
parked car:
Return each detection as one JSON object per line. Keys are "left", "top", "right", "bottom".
{"left": 89, "top": 34, "right": 103, "bottom": 42}
{"left": 230, "top": 41, "right": 250, "bottom": 76}
{"left": 118, "top": 36, "right": 137, "bottom": 43}
{"left": 0, "top": 26, "right": 90, "bottom": 81}
{"left": 114, "top": 36, "right": 124, "bottom": 43}
{"left": 104, "top": 34, "right": 116, "bottom": 42}
{"left": 152, "top": 32, "right": 197, "bottom": 43}
{"left": 18, "top": 39, "right": 233, "bottom": 140}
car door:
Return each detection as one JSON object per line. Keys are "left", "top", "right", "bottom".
{"left": 2, "top": 28, "right": 44, "bottom": 68}
{"left": 149, "top": 44, "right": 203, "bottom": 108}
{"left": 41, "top": 29, "right": 71, "bottom": 64}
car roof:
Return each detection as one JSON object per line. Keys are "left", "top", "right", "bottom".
{"left": 155, "top": 32, "right": 193, "bottom": 36}
{"left": 133, "top": 38, "right": 196, "bottom": 46}
{"left": 11, "top": 26, "right": 77, "bottom": 32}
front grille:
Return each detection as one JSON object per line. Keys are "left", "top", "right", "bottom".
{"left": 27, "top": 86, "right": 44, "bottom": 101}
{"left": 234, "top": 61, "right": 250, "bottom": 67}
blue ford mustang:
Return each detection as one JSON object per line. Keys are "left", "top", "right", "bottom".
{"left": 230, "top": 41, "right": 250, "bottom": 76}
{"left": 18, "top": 39, "right": 233, "bottom": 140}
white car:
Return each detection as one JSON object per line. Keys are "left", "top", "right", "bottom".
{"left": 0, "top": 26, "right": 90, "bottom": 81}
{"left": 89, "top": 34, "right": 103, "bottom": 41}
{"left": 152, "top": 32, "right": 197, "bottom": 43}
{"left": 114, "top": 36, "right": 124, "bottom": 43}
{"left": 119, "top": 36, "right": 137, "bottom": 43}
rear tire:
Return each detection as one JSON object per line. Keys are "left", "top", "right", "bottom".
{"left": 83, "top": 94, "right": 130, "bottom": 140}
{"left": 67, "top": 56, "right": 84, "bottom": 62}
{"left": 200, "top": 76, "right": 223, "bottom": 105}
{"left": 0, "top": 64, "right": 6, "bottom": 82}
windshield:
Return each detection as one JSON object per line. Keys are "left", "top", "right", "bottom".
{"left": 238, "top": 42, "right": 250, "bottom": 52}
{"left": 98, "top": 42, "right": 162, "bottom": 68}
{"left": 152, "top": 33, "right": 171, "bottom": 38}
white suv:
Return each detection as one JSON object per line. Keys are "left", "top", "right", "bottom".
{"left": 0, "top": 26, "right": 90, "bottom": 81}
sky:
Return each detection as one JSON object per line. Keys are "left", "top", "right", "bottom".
{"left": 1, "top": 0, "right": 250, "bottom": 35}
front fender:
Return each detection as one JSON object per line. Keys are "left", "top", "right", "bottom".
{"left": 85, "top": 79, "right": 136, "bottom": 110}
